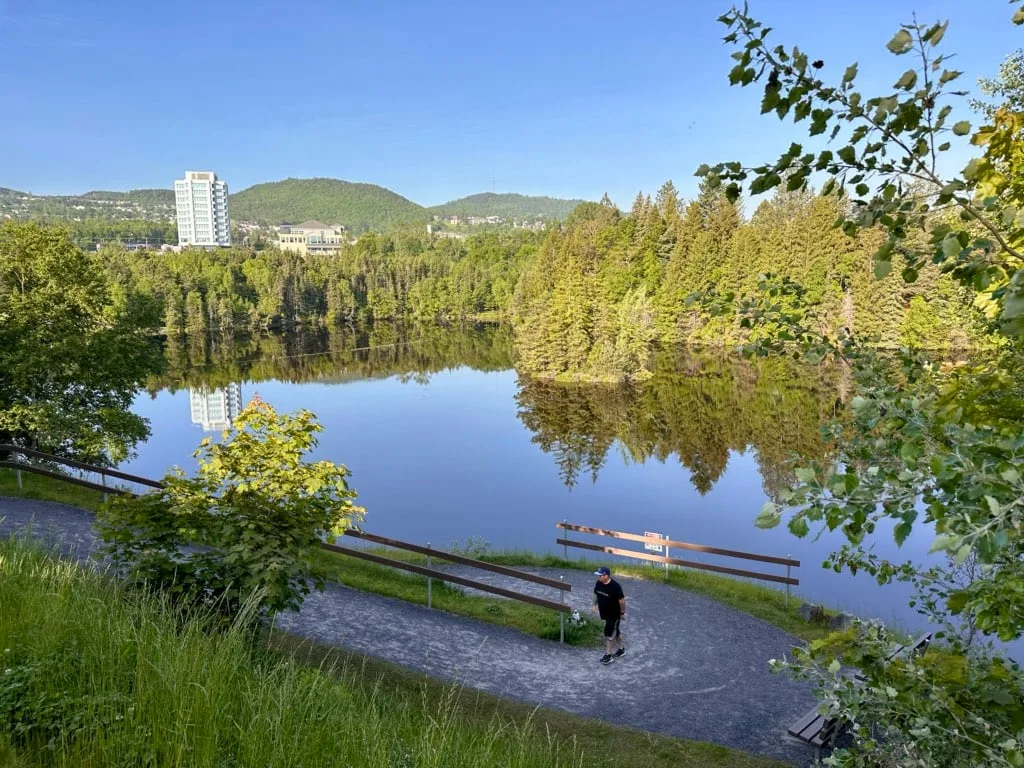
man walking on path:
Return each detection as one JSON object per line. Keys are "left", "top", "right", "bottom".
{"left": 592, "top": 566, "right": 626, "bottom": 664}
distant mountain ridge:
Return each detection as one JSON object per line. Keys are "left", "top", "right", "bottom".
{"left": 0, "top": 187, "right": 175, "bottom": 221}
{"left": 429, "top": 192, "right": 587, "bottom": 221}
{"left": 1, "top": 179, "right": 588, "bottom": 231}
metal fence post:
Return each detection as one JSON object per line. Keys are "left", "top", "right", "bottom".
{"left": 786, "top": 556, "right": 792, "bottom": 610}
{"left": 559, "top": 575, "right": 565, "bottom": 644}
{"left": 426, "top": 542, "right": 432, "bottom": 609}
{"left": 562, "top": 519, "right": 568, "bottom": 561}
{"left": 16, "top": 468, "right": 22, "bottom": 489}
{"left": 101, "top": 471, "right": 108, "bottom": 504}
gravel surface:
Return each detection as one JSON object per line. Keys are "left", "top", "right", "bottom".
{"left": 0, "top": 496, "right": 817, "bottom": 765}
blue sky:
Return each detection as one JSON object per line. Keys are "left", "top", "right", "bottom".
{"left": 0, "top": 0, "right": 1019, "bottom": 207}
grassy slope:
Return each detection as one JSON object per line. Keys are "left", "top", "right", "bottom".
{"left": 0, "top": 537, "right": 788, "bottom": 768}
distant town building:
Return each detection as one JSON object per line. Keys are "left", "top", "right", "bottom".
{"left": 277, "top": 220, "right": 346, "bottom": 256}
{"left": 189, "top": 383, "right": 243, "bottom": 431}
{"left": 174, "top": 171, "right": 231, "bottom": 247}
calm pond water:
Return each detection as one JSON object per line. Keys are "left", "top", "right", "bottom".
{"left": 120, "top": 326, "right": 946, "bottom": 638}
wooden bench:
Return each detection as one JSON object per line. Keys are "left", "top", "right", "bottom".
{"left": 787, "top": 706, "right": 839, "bottom": 759}
{"left": 787, "top": 632, "right": 934, "bottom": 757}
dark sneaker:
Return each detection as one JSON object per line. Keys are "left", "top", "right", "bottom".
{"left": 600, "top": 654, "right": 615, "bottom": 665}
{"left": 613, "top": 648, "right": 626, "bottom": 658}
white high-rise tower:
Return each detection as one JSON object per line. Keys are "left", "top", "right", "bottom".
{"left": 174, "top": 171, "right": 231, "bottom": 247}
{"left": 189, "top": 383, "right": 243, "bottom": 431}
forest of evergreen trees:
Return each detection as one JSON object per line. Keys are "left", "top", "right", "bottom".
{"left": 89, "top": 181, "right": 986, "bottom": 381}
{"left": 511, "top": 182, "right": 988, "bottom": 381}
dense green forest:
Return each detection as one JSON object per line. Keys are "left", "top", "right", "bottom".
{"left": 86, "top": 182, "right": 987, "bottom": 368}
{"left": 100, "top": 230, "right": 538, "bottom": 334}
{"left": 64, "top": 218, "right": 178, "bottom": 248}
{"left": 228, "top": 178, "right": 427, "bottom": 231}
{"left": 429, "top": 192, "right": 588, "bottom": 220}
{"left": 511, "top": 184, "right": 988, "bottom": 380}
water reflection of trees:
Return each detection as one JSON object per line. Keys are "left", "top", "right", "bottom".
{"left": 153, "top": 327, "right": 843, "bottom": 497}
{"left": 515, "top": 348, "right": 844, "bottom": 496}
{"left": 150, "top": 324, "right": 515, "bottom": 393}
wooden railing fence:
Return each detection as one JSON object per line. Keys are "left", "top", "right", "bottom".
{"left": 0, "top": 445, "right": 574, "bottom": 640}
{"left": 556, "top": 521, "right": 800, "bottom": 606}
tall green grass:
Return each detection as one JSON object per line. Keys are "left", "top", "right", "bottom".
{"left": 0, "top": 537, "right": 788, "bottom": 768}
{"left": 0, "top": 537, "right": 586, "bottom": 768}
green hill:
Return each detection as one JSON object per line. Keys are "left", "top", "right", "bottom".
{"left": 81, "top": 188, "right": 175, "bottom": 205}
{"left": 429, "top": 193, "right": 587, "bottom": 221}
{"left": 0, "top": 187, "right": 175, "bottom": 221}
{"left": 229, "top": 178, "right": 427, "bottom": 232}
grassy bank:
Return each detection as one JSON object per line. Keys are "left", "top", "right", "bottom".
{"left": 481, "top": 549, "right": 836, "bottom": 643}
{"left": 0, "top": 537, "right": 788, "bottom": 768}
{"left": 0, "top": 468, "right": 829, "bottom": 643}
{"left": 312, "top": 549, "right": 602, "bottom": 645}
{"left": 0, "top": 467, "right": 108, "bottom": 512}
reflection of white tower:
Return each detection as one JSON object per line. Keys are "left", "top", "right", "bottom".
{"left": 189, "top": 383, "right": 243, "bottom": 431}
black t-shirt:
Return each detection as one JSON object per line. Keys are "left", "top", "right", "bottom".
{"left": 594, "top": 577, "right": 624, "bottom": 619}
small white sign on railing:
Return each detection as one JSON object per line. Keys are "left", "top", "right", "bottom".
{"left": 644, "top": 531, "right": 666, "bottom": 553}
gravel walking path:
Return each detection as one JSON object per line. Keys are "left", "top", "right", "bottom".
{"left": 0, "top": 497, "right": 817, "bottom": 765}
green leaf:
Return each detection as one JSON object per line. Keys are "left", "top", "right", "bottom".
{"left": 837, "top": 146, "right": 857, "bottom": 165}
{"left": 788, "top": 516, "right": 810, "bottom": 537}
{"left": 923, "top": 21, "right": 947, "bottom": 45}
{"left": 895, "top": 69, "right": 917, "bottom": 90}
{"left": 842, "top": 63, "right": 858, "bottom": 84}
{"left": 952, "top": 120, "right": 971, "bottom": 136}
{"left": 1003, "top": 289, "right": 1024, "bottom": 320}
{"left": 875, "top": 259, "right": 892, "bottom": 279}
{"left": 886, "top": 29, "right": 914, "bottom": 55}
{"left": 894, "top": 521, "right": 913, "bottom": 546}
{"left": 929, "top": 535, "right": 959, "bottom": 554}
{"left": 755, "top": 502, "right": 781, "bottom": 529}
{"left": 795, "top": 467, "right": 816, "bottom": 483}
{"left": 941, "top": 236, "right": 962, "bottom": 259}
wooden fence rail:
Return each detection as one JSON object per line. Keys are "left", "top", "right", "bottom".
{"left": 0, "top": 445, "right": 163, "bottom": 490}
{"left": 323, "top": 541, "right": 571, "bottom": 613}
{"left": 0, "top": 445, "right": 573, "bottom": 639}
{"left": 556, "top": 521, "right": 799, "bottom": 605}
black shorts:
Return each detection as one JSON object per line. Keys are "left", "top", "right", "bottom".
{"left": 602, "top": 617, "right": 621, "bottom": 639}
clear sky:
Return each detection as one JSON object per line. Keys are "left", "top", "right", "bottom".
{"left": 0, "top": 0, "right": 1019, "bottom": 207}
